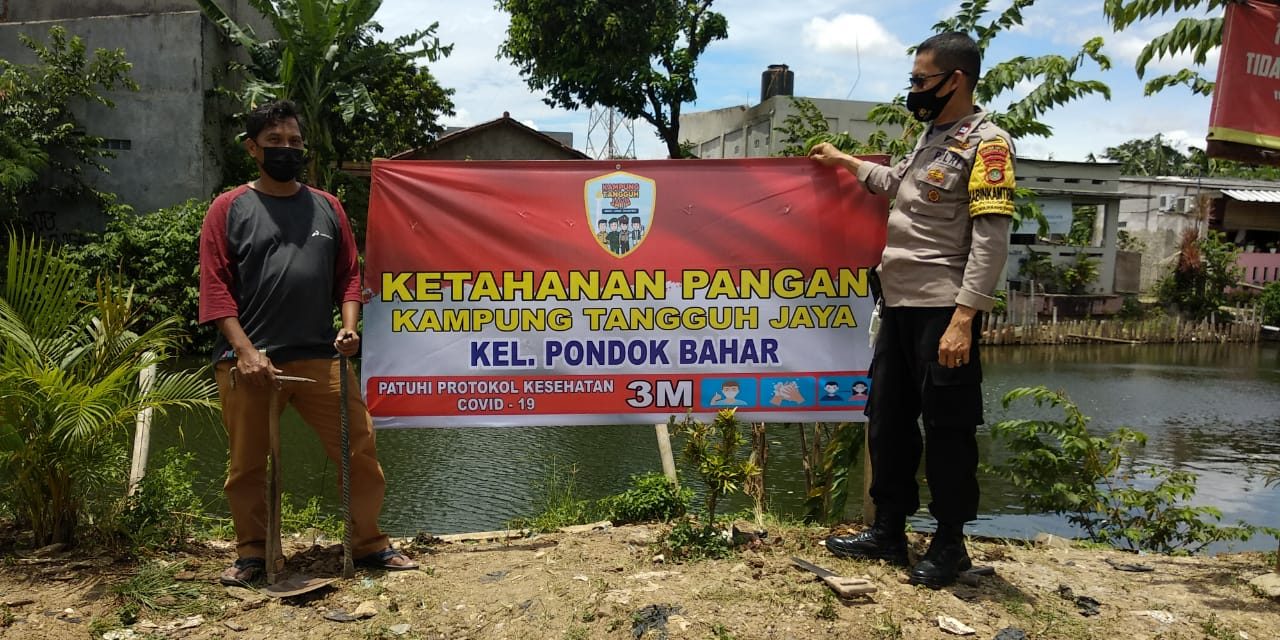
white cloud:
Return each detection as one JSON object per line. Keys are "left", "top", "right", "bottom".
{"left": 803, "top": 14, "right": 907, "bottom": 59}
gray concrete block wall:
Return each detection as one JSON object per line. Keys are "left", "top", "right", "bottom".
{"left": 1, "top": 12, "right": 221, "bottom": 218}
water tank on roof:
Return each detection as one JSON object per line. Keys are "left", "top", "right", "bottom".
{"left": 761, "top": 64, "right": 794, "bottom": 102}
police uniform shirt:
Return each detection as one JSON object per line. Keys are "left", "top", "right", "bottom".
{"left": 855, "top": 109, "right": 1014, "bottom": 312}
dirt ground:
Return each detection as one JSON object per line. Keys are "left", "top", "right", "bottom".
{"left": 2, "top": 523, "right": 1277, "bottom": 640}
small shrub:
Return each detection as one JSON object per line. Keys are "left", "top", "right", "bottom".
{"left": 118, "top": 449, "right": 204, "bottom": 552}
{"left": 660, "top": 516, "right": 732, "bottom": 561}
{"left": 1259, "top": 280, "right": 1280, "bottom": 326}
{"left": 62, "top": 199, "right": 212, "bottom": 355}
{"left": 670, "top": 409, "right": 760, "bottom": 522}
{"left": 1117, "top": 295, "right": 1145, "bottom": 320}
{"left": 281, "top": 494, "right": 343, "bottom": 539}
{"left": 599, "top": 473, "right": 690, "bottom": 524}
{"left": 986, "top": 386, "right": 1259, "bottom": 553}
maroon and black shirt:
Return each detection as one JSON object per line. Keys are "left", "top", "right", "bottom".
{"left": 198, "top": 184, "right": 361, "bottom": 363}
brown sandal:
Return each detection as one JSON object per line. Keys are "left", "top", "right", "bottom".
{"left": 219, "top": 557, "right": 266, "bottom": 585}
{"left": 356, "top": 547, "right": 418, "bottom": 571}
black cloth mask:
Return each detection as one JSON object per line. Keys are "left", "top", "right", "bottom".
{"left": 261, "top": 146, "right": 305, "bottom": 182}
{"left": 906, "top": 77, "right": 956, "bottom": 122}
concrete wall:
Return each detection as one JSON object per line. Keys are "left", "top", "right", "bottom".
{"left": 680, "top": 96, "right": 892, "bottom": 158}
{"left": 0, "top": 11, "right": 230, "bottom": 234}
{"left": 3, "top": 0, "right": 270, "bottom": 33}
{"left": 1116, "top": 181, "right": 1209, "bottom": 293}
{"left": 0, "top": 1, "right": 273, "bottom": 237}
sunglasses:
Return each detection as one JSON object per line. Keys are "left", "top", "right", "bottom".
{"left": 908, "top": 69, "right": 959, "bottom": 89}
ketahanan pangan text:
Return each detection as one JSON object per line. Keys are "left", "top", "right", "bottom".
{"left": 380, "top": 268, "right": 870, "bottom": 302}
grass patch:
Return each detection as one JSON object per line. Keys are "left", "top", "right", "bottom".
{"left": 204, "top": 493, "right": 343, "bottom": 540}
{"left": 1200, "top": 613, "right": 1240, "bottom": 640}
{"left": 110, "top": 560, "right": 217, "bottom": 619}
{"left": 871, "top": 612, "right": 903, "bottom": 640}
{"left": 508, "top": 459, "right": 604, "bottom": 533}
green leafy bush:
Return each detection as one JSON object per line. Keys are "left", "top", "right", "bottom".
{"left": 1155, "top": 228, "right": 1242, "bottom": 321}
{"left": 118, "top": 449, "right": 204, "bottom": 552}
{"left": 660, "top": 516, "right": 732, "bottom": 561}
{"left": 600, "top": 473, "right": 690, "bottom": 524}
{"left": 1259, "top": 280, "right": 1280, "bottom": 326}
{"left": 986, "top": 386, "right": 1258, "bottom": 553}
{"left": 63, "top": 199, "right": 211, "bottom": 355}
{"left": 799, "top": 422, "right": 863, "bottom": 525}
{"left": 670, "top": 409, "right": 760, "bottom": 522}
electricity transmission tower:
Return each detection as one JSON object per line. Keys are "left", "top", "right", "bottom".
{"left": 585, "top": 106, "right": 635, "bottom": 159}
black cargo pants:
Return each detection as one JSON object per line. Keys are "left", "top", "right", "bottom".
{"left": 865, "top": 306, "right": 984, "bottom": 524}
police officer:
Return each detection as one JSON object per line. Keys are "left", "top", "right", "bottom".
{"left": 809, "top": 31, "right": 1014, "bottom": 588}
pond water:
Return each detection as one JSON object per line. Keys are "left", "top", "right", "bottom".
{"left": 153, "top": 342, "right": 1280, "bottom": 550}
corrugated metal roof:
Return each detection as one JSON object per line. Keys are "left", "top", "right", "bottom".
{"left": 1222, "top": 189, "right": 1280, "bottom": 203}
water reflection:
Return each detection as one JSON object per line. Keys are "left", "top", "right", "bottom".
{"left": 153, "top": 343, "right": 1280, "bottom": 550}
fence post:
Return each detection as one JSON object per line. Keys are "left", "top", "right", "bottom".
{"left": 127, "top": 353, "right": 158, "bottom": 497}
{"left": 654, "top": 422, "right": 679, "bottom": 489}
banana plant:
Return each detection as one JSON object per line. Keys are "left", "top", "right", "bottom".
{"left": 196, "top": 0, "right": 451, "bottom": 189}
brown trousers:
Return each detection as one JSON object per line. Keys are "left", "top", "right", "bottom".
{"left": 215, "top": 358, "right": 390, "bottom": 559}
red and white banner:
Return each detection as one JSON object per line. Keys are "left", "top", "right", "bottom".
{"left": 362, "top": 159, "right": 887, "bottom": 427}
{"left": 1207, "top": 0, "right": 1280, "bottom": 158}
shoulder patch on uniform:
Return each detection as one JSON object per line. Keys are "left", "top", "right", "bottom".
{"left": 969, "top": 137, "right": 1015, "bottom": 217}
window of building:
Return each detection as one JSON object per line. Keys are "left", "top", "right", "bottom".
{"left": 100, "top": 139, "right": 133, "bottom": 151}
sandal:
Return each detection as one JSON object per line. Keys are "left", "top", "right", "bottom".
{"left": 356, "top": 547, "right": 418, "bottom": 571}
{"left": 219, "top": 557, "right": 266, "bottom": 585}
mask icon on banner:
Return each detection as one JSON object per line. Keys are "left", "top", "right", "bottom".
{"left": 262, "top": 146, "right": 305, "bottom": 182}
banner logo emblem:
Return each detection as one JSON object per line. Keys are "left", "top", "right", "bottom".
{"left": 585, "top": 171, "right": 656, "bottom": 258}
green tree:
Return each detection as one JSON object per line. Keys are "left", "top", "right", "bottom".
{"left": 197, "top": 0, "right": 455, "bottom": 191}
{"left": 799, "top": 1, "right": 1103, "bottom": 236}
{"left": 0, "top": 235, "right": 218, "bottom": 546}
{"left": 62, "top": 200, "right": 212, "bottom": 355}
{"left": 774, "top": 98, "right": 833, "bottom": 158}
{"left": 1104, "top": 0, "right": 1224, "bottom": 96}
{"left": 671, "top": 408, "right": 760, "bottom": 523}
{"left": 497, "top": 0, "right": 728, "bottom": 159}
{"left": 1102, "top": 134, "right": 1197, "bottom": 176}
{"left": 0, "top": 27, "right": 137, "bottom": 226}
{"left": 1098, "top": 135, "right": 1280, "bottom": 179}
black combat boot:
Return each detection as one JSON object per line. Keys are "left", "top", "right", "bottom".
{"left": 823, "top": 511, "right": 908, "bottom": 566}
{"left": 908, "top": 523, "right": 972, "bottom": 588}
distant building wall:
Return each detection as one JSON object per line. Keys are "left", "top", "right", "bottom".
{"left": 680, "top": 96, "right": 893, "bottom": 158}
{"left": 412, "top": 130, "right": 584, "bottom": 161}
{"left": 1116, "top": 180, "right": 1207, "bottom": 293}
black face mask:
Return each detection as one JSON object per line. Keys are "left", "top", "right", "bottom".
{"left": 906, "top": 76, "right": 956, "bottom": 122}
{"left": 261, "top": 146, "right": 305, "bottom": 182}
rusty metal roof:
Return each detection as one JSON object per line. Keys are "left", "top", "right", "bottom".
{"left": 1221, "top": 189, "right": 1280, "bottom": 203}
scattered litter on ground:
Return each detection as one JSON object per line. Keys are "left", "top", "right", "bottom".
{"left": 938, "top": 615, "right": 976, "bottom": 635}
{"left": 1056, "top": 584, "right": 1102, "bottom": 616}
{"left": 630, "top": 603, "right": 681, "bottom": 639}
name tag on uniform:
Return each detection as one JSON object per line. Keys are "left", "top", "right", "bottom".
{"left": 930, "top": 149, "right": 967, "bottom": 171}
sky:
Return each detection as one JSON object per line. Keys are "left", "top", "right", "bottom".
{"left": 371, "top": 0, "right": 1220, "bottom": 161}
